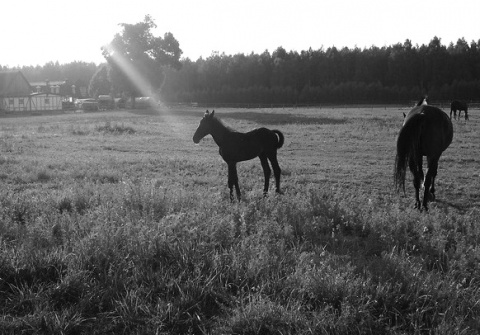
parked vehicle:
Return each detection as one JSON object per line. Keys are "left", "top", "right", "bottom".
{"left": 98, "top": 95, "right": 114, "bottom": 110}
{"left": 62, "top": 100, "right": 75, "bottom": 111}
{"left": 75, "top": 99, "right": 99, "bottom": 111}
{"left": 114, "top": 98, "right": 126, "bottom": 109}
{"left": 126, "top": 97, "right": 153, "bottom": 109}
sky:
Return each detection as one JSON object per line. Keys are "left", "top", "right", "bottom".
{"left": 2, "top": 0, "right": 479, "bottom": 67}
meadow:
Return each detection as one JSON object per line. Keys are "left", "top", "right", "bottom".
{"left": 0, "top": 105, "right": 479, "bottom": 334}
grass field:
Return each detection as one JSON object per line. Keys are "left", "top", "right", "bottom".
{"left": 1, "top": 105, "right": 479, "bottom": 334}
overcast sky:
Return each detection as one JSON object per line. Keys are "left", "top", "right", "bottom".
{"left": 2, "top": 0, "right": 479, "bottom": 67}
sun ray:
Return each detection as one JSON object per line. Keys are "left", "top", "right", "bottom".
{"left": 103, "top": 45, "right": 194, "bottom": 140}
{"left": 104, "top": 45, "right": 161, "bottom": 107}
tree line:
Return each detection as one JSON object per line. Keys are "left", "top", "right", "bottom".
{"left": 161, "top": 37, "right": 480, "bottom": 104}
{"left": 2, "top": 30, "right": 480, "bottom": 105}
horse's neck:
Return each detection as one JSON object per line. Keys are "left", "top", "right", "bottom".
{"left": 210, "top": 120, "right": 231, "bottom": 147}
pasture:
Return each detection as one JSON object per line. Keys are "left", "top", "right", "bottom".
{"left": 0, "top": 106, "right": 479, "bottom": 334}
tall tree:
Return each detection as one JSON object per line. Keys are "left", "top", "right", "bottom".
{"left": 101, "top": 15, "right": 182, "bottom": 106}
{"left": 88, "top": 65, "right": 112, "bottom": 98}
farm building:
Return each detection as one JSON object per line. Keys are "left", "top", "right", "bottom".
{"left": 0, "top": 71, "right": 63, "bottom": 112}
{"left": 0, "top": 70, "right": 32, "bottom": 112}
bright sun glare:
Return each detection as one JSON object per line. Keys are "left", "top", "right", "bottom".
{"left": 103, "top": 44, "right": 193, "bottom": 140}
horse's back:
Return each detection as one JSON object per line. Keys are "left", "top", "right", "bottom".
{"left": 220, "top": 128, "right": 280, "bottom": 162}
{"left": 403, "top": 105, "right": 453, "bottom": 155}
{"left": 421, "top": 106, "right": 453, "bottom": 154}
{"left": 246, "top": 128, "right": 281, "bottom": 147}
{"left": 403, "top": 105, "right": 423, "bottom": 125}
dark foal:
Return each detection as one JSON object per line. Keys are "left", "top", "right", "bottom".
{"left": 193, "top": 110, "right": 284, "bottom": 201}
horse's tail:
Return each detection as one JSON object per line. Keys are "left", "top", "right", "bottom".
{"left": 394, "top": 114, "right": 423, "bottom": 193}
{"left": 273, "top": 130, "right": 284, "bottom": 149}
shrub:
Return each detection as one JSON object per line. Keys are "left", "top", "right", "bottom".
{"left": 96, "top": 122, "right": 135, "bottom": 135}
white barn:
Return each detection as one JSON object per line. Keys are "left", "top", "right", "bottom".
{"left": 0, "top": 71, "right": 63, "bottom": 112}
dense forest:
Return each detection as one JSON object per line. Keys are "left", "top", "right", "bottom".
{"left": 2, "top": 37, "right": 480, "bottom": 105}
{"left": 161, "top": 37, "right": 480, "bottom": 104}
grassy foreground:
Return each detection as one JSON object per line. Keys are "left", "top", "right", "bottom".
{"left": 1, "top": 106, "right": 479, "bottom": 334}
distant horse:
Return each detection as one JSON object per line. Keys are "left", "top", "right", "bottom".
{"left": 450, "top": 100, "right": 469, "bottom": 120}
{"left": 394, "top": 98, "right": 453, "bottom": 210}
{"left": 193, "top": 110, "right": 284, "bottom": 201}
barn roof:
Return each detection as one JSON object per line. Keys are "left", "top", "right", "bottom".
{"left": 0, "top": 71, "right": 32, "bottom": 96}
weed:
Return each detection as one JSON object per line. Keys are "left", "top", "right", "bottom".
{"left": 96, "top": 121, "right": 136, "bottom": 135}
{"left": 36, "top": 170, "right": 52, "bottom": 183}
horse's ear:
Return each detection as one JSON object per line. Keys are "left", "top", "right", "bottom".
{"left": 211, "top": 110, "right": 215, "bottom": 117}
{"left": 204, "top": 110, "right": 209, "bottom": 116}
{"left": 403, "top": 112, "right": 406, "bottom": 119}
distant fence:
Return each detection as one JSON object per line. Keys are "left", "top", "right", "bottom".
{"left": 429, "top": 101, "right": 480, "bottom": 110}
{"left": 167, "top": 101, "right": 480, "bottom": 110}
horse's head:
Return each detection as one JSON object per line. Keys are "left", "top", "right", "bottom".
{"left": 416, "top": 96, "right": 429, "bottom": 106}
{"left": 193, "top": 110, "right": 215, "bottom": 144}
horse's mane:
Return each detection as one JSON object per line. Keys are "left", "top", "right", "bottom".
{"left": 211, "top": 115, "right": 235, "bottom": 132}
{"left": 416, "top": 96, "right": 428, "bottom": 106}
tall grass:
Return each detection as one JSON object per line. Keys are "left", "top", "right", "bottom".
{"left": 1, "top": 180, "right": 479, "bottom": 334}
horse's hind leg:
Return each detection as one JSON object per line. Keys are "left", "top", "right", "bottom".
{"left": 428, "top": 157, "right": 438, "bottom": 201}
{"left": 259, "top": 155, "right": 271, "bottom": 196}
{"left": 268, "top": 152, "right": 282, "bottom": 194}
{"left": 409, "top": 156, "right": 422, "bottom": 209}
{"left": 228, "top": 162, "right": 241, "bottom": 201}
{"left": 423, "top": 156, "right": 439, "bottom": 210}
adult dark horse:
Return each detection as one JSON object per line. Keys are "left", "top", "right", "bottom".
{"left": 193, "top": 110, "right": 284, "bottom": 201}
{"left": 450, "top": 100, "right": 469, "bottom": 120}
{"left": 394, "top": 98, "right": 453, "bottom": 210}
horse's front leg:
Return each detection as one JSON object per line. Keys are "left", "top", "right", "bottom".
{"left": 228, "top": 162, "right": 241, "bottom": 201}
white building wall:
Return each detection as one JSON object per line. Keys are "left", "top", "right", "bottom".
{"left": 1, "top": 97, "right": 30, "bottom": 111}
{"left": 29, "top": 94, "right": 62, "bottom": 111}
